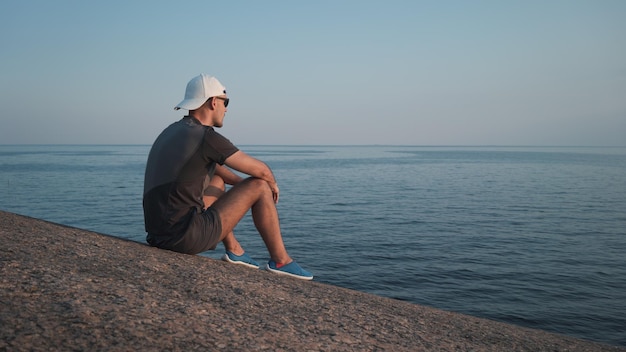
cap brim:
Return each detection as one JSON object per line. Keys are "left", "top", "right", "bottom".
{"left": 174, "top": 98, "right": 206, "bottom": 111}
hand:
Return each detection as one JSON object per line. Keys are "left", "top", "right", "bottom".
{"left": 269, "top": 182, "right": 280, "bottom": 204}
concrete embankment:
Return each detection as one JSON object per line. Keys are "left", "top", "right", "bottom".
{"left": 1, "top": 210, "right": 623, "bottom": 351}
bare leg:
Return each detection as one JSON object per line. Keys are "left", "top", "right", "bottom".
{"left": 210, "top": 177, "right": 291, "bottom": 264}
{"left": 203, "top": 176, "right": 244, "bottom": 256}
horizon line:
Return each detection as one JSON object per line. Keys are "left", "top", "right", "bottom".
{"left": 1, "top": 144, "right": 626, "bottom": 148}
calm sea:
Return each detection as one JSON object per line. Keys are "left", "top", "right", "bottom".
{"left": 1, "top": 145, "right": 625, "bottom": 347}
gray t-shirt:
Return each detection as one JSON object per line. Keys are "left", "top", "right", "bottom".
{"left": 143, "top": 116, "right": 238, "bottom": 238}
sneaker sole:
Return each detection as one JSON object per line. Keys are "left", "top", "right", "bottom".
{"left": 221, "top": 254, "right": 259, "bottom": 269}
{"left": 265, "top": 264, "right": 313, "bottom": 280}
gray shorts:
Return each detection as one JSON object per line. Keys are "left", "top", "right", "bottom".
{"left": 147, "top": 207, "right": 222, "bottom": 255}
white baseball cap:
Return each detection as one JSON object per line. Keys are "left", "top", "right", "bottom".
{"left": 174, "top": 74, "right": 227, "bottom": 110}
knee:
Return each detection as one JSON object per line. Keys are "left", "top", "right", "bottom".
{"left": 210, "top": 175, "right": 226, "bottom": 191}
{"left": 204, "top": 176, "right": 226, "bottom": 204}
{"left": 245, "top": 177, "right": 272, "bottom": 194}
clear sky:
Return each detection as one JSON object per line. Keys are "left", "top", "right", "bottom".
{"left": 1, "top": 0, "right": 625, "bottom": 146}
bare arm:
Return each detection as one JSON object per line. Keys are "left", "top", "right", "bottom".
{"left": 224, "top": 150, "right": 280, "bottom": 202}
{"left": 214, "top": 164, "right": 244, "bottom": 185}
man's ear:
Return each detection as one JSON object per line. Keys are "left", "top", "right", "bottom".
{"left": 204, "top": 97, "right": 215, "bottom": 110}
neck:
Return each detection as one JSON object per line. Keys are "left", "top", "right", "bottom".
{"left": 188, "top": 109, "right": 214, "bottom": 127}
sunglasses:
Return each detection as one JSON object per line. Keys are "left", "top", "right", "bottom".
{"left": 213, "top": 96, "right": 229, "bottom": 108}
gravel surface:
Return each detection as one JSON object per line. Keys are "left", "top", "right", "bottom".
{"left": 1, "top": 210, "right": 623, "bottom": 351}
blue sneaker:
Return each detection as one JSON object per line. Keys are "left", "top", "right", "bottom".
{"left": 222, "top": 251, "right": 259, "bottom": 269}
{"left": 266, "top": 260, "right": 313, "bottom": 280}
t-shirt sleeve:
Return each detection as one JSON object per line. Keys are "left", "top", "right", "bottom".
{"left": 202, "top": 128, "right": 239, "bottom": 165}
